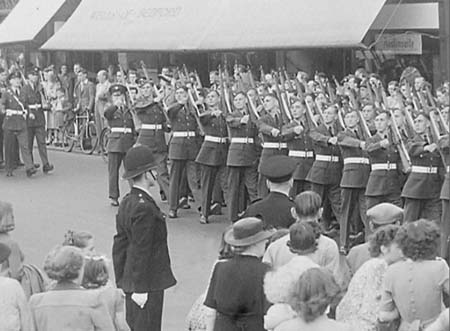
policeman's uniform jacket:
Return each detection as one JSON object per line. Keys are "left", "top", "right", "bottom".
{"left": 225, "top": 110, "right": 259, "bottom": 167}
{"left": 401, "top": 134, "right": 444, "bottom": 200}
{"left": 365, "top": 133, "right": 403, "bottom": 197}
{"left": 112, "top": 187, "right": 176, "bottom": 293}
{"left": 256, "top": 112, "right": 289, "bottom": 168}
{"left": 167, "top": 103, "right": 201, "bottom": 161}
{"left": 283, "top": 118, "right": 314, "bottom": 181}
{"left": 104, "top": 105, "right": 135, "bottom": 153}
{"left": 135, "top": 101, "right": 169, "bottom": 153}
{"left": 195, "top": 110, "right": 228, "bottom": 166}
{"left": 337, "top": 128, "right": 370, "bottom": 189}
{"left": 1, "top": 88, "right": 27, "bottom": 131}
{"left": 306, "top": 123, "right": 343, "bottom": 185}
{"left": 22, "top": 82, "right": 45, "bottom": 128}
{"left": 439, "top": 135, "right": 449, "bottom": 200}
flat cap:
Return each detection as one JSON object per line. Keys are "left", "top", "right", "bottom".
{"left": 260, "top": 155, "right": 297, "bottom": 183}
{"left": 367, "top": 203, "right": 403, "bottom": 226}
{"left": 109, "top": 83, "right": 127, "bottom": 95}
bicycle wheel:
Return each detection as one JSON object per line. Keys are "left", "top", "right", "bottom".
{"left": 99, "top": 127, "right": 110, "bottom": 163}
{"left": 80, "top": 121, "right": 98, "bottom": 155}
{"left": 62, "top": 122, "right": 77, "bottom": 152}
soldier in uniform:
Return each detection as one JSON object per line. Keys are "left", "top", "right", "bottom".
{"left": 195, "top": 90, "right": 229, "bottom": 224}
{"left": 1, "top": 72, "right": 36, "bottom": 177}
{"left": 306, "top": 105, "right": 343, "bottom": 232}
{"left": 244, "top": 155, "right": 296, "bottom": 229}
{"left": 256, "top": 93, "right": 289, "bottom": 197}
{"left": 23, "top": 67, "right": 54, "bottom": 173}
{"left": 365, "top": 111, "right": 403, "bottom": 209}
{"left": 438, "top": 134, "right": 449, "bottom": 260}
{"left": 226, "top": 92, "right": 259, "bottom": 223}
{"left": 401, "top": 113, "right": 444, "bottom": 222}
{"left": 104, "top": 84, "right": 135, "bottom": 206}
{"left": 134, "top": 80, "right": 170, "bottom": 201}
{"left": 167, "top": 86, "right": 202, "bottom": 219}
{"left": 337, "top": 110, "right": 371, "bottom": 254}
{"left": 112, "top": 145, "right": 176, "bottom": 331}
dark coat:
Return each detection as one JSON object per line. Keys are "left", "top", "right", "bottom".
{"left": 196, "top": 111, "right": 229, "bottom": 166}
{"left": 74, "top": 80, "right": 95, "bottom": 113}
{"left": 135, "top": 102, "right": 169, "bottom": 153}
{"left": 1, "top": 88, "right": 27, "bottom": 131}
{"left": 256, "top": 113, "right": 289, "bottom": 169}
{"left": 104, "top": 105, "right": 135, "bottom": 153}
{"left": 112, "top": 187, "right": 177, "bottom": 293}
{"left": 244, "top": 191, "right": 296, "bottom": 229}
{"left": 22, "top": 82, "right": 45, "bottom": 128}
{"left": 439, "top": 136, "right": 449, "bottom": 200}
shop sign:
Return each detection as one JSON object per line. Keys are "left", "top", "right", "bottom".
{"left": 375, "top": 33, "right": 422, "bottom": 55}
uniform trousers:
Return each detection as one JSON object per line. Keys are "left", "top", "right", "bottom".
{"left": 200, "top": 165, "right": 228, "bottom": 218}
{"left": 28, "top": 126, "right": 49, "bottom": 166}
{"left": 366, "top": 193, "right": 403, "bottom": 210}
{"left": 108, "top": 152, "right": 126, "bottom": 200}
{"left": 441, "top": 199, "right": 449, "bottom": 260}
{"left": 403, "top": 197, "right": 442, "bottom": 223}
{"left": 0, "top": 114, "right": 4, "bottom": 162}
{"left": 228, "top": 165, "right": 258, "bottom": 222}
{"left": 211, "top": 167, "right": 228, "bottom": 205}
{"left": 4, "top": 128, "right": 33, "bottom": 172}
{"left": 291, "top": 179, "right": 311, "bottom": 197}
{"left": 310, "top": 183, "right": 342, "bottom": 228}
{"left": 340, "top": 188, "right": 368, "bottom": 250}
{"left": 125, "top": 291, "right": 164, "bottom": 331}
{"left": 154, "top": 153, "right": 170, "bottom": 199}
{"left": 169, "top": 159, "right": 201, "bottom": 211}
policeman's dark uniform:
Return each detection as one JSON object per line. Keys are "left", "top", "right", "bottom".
{"left": 244, "top": 155, "right": 296, "bottom": 229}
{"left": 135, "top": 99, "right": 170, "bottom": 199}
{"left": 306, "top": 122, "right": 343, "bottom": 229}
{"left": 438, "top": 135, "right": 449, "bottom": 259}
{"left": 226, "top": 109, "right": 259, "bottom": 222}
{"left": 402, "top": 134, "right": 444, "bottom": 222}
{"left": 337, "top": 127, "right": 371, "bottom": 252}
{"left": 195, "top": 109, "right": 229, "bottom": 223}
{"left": 104, "top": 84, "right": 135, "bottom": 203}
{"left": 365, "top": 132, "right": 403, "bottom": 209}
{"left": 113, "top": 146, "right": 176, "bottom": 331}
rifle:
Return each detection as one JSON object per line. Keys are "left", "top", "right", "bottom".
{"left": 272, "top": 71, "right": 292, "bottom": 123}
{"left": 247, "top": 65, "right": 256, "bottom": 89}
{"left": 246, "top": 91, "right": 261, "bottom": 120}
{"left": 37, "top": 70, "right": 49, "bottom": 106}
{"left": 404, "top": 82, "right": 421, "bottom": 112}
{"left": 219, "top": 65, "right": 232, "bottom": 114}
{"left": 429, "top": 110, "right": 443, "bottom": 142}
{"left": 356, "top": 110, "right": 372, "bottom": 140}
{"left": 388, "top": 109, "right": 412, "bottom": 173}
{"left": 260, "top": 66, "right": 266, "bottom": 84}
{"left": 194, "top": 70, "right": 203, "bottom": 89}
{"left": 118, "top": 64, "right": 127, "bottom": 85}
{"left": 337, "top": 107, "right": 346, "bottom": 130}
{"left": 187, "top": 88, "right": 205, "bottom": 135}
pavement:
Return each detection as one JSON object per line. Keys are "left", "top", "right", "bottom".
{"left": 0, "top": 148, "right": 229, "bottom": 330}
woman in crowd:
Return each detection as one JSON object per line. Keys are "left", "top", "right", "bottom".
{"left": 378, "top": 219, "right": 449, "bottom": 330}
{"left": 62, "top": 229, "right": 95, "bottom": 255}
{"left": 204, "top": 217, "right": 274, "bottom": 331}
{"left": 0, "top": 242, "right": 34, "bottom": 331}
{"left": 336, "top": 224, "right": 403, "bottom": 330}
{"left": 29, "top": 245, "right": 114, "bottom": 331}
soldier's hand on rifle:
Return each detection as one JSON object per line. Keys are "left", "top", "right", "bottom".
{"left": 154, "top": 94, "right": 163, "bottom": 103}
{"left": 240, "top": 115, "right": 249, "bottom": 124}
{"left": 29, "top": 113, "right": 35, "bottom": 120}
{"left": 380, "top": 139, "right": 390, "bottom": 148}
{"left": 212, "top": 110, "right": 222, "bottom": 117}
{"left": 271, "top": 128, "right": 280, "bottom": 137}
{"left": 294, "top": 125, "right": 304, "bottom": 135}
{"left": 328, "top": 136, "right": 338, "bottom": 145}
{"left": 360, "top": 141, "right": 366, "bottom": 150}
{"left": 256, "top": 105, "right": 264, "bottom": 114}
{"left": 424, "top": 143, "right": 437, "bottom": 153}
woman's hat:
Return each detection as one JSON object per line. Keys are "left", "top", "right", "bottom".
{"left": 0, "top": 242, "right": 11, "bottom": 264}
{"left": 122, "top": 145, "right": 161, "bottom": 180}
{"left": 224, "top": 217, "right": 275, "bottom": 247}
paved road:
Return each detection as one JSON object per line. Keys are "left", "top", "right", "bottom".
{"left": 0, "top": 148, "right": 229, "bottom": 330}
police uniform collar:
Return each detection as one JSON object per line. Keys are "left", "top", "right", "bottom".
{"left": 132, "top": 185, "right": 152, "bottom": 199}
{"left": 269, "top": 190, "right": 290, "bottom": 198}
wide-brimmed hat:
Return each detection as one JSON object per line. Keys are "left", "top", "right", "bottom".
{"left": 122, "top": 145, "right": 161, "bottom": 180}
{"left": 0, "top": 242, "right": 11, "bottom": 264}
{"left": 224, "top": 217, "right": 275, "bottom": 247}
{"left": 367, "top": 203, "right": 403, "bottom": 226}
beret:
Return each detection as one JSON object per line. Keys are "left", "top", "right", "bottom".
{"left": 367, "top": 203, "right": 403, "bottom": 225}
{"left": 260, "top": 155, "right": 297, "bottom": 183}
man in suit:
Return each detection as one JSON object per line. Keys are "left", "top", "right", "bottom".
{"left": 74, "top": 68, "right": 95, "bottom": 116}
{"left": 113, "top": 145, "right": 176, "bottom": 331}
{"left": 244, "top": 155, "right": 297, "bottom": 229}
{"left": 104, "top": 84, "right": 135, "bottom": 206}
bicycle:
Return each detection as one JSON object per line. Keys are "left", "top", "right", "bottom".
{"left": 98, "top": 126, "right": 111, "bottom": 162}
{"left": 61, "top": 110, "right": 98, "bottom": 154}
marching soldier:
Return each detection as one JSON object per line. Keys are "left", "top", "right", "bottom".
{"left": 104, "top": 84, "right": 135, "bottom": 206}
{"left": 365, "top": 111, "right": 403, "bottom": 209}
{"left": 401, "top": 113, "right": 444, "bottom": 222}
{"left": 337, "top": 110, "right": 371, "bottom": 254}
{"left": 226, "top": 92, "right": 259, "bottom": 223}
{"left": 22, "top": 67, "right": 54, "bottom": 174}
{"left": 1, "top": 72, "right": 36, "bottom": 177}
{"left": 438, "top": 134, "right": 449, "bottom": 260}
{"left": 195, "top": 90, "right": 229, "bottom": 224}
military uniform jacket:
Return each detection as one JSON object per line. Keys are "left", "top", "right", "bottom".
{"left": 195, "top": 110, "right": 228, "bottom": 166}
{"left": 112, "top": 187, "right": 177, "bottom": 293}
{"left": 135, "top": 102, "right": 169, "bottom": 153}
{"left": 256, "top": 113, "right": 289, "bottom": 166}
{"left": 1, "top": 88, "right": 27, "bottom": 131}
{"left": 306, "top": 123, "right": 343, "bottom": 185}
{"left": 167, "top": 103, "right": 201, "bottom": 161}
{"left": 22, "top": 82, "right": 45, "bottom": 128}
{"left": 283, "top": 118, "right": 314, "bottom": 180}
{"left": 439, "top": 135, "right": 449, "bottom": 200}
{"left": 337, "top": 128, "right": 370, "bottom": 188}
{"left": 401, "top": 134, "right": 444, "bottom": 199}
{"left": 104, "top": 105, "right": 135, "bottom": 153}
{"left": 365, "top": 133, "right": 403, "bottom": 196}
{"left": 226, "top": 110, "right": 259, "bottom": 167}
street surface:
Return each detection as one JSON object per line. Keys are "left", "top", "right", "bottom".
{"left": 0, "top": 148, "right": 229, "bottom": 330}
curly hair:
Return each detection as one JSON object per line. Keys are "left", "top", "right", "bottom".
{"left": 395, "top": 219, "right": 440, "bottom": 261}
{"left": 82, "top": 256, "right": 109, "bottom": 289}
{"left": 368, "top": 224, "right": 400, "bottom": 258}
{"left": 44, "top": 246, "right": 84, "bottom": 282}
{"left": 287, "top": 268, "right": 340, "bottom": 323}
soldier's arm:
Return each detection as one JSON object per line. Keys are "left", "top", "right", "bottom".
{"left": 199, "top": 110, "right": 213, "bottom": 125}
{"left": 167, "top": 104, "right": 181, "bottom": 121}
{"left": 256, "top": 116, "right": 276, "bottom": 135}
{"left": 309, "top": 128, "right": 331, "bottom": 147}
{"left": 438, "top": 135, "right": 449, "bottom": 152}
{"left": 280, "top": 122, "right": 299, "bottom": 139}
{"left": 104, "top": 105, "right": 117, "bottom": 121}
{"left": 366, "top": 137, "right": 384, "bottom": 152}
{"left": 225, "top": 113, "right": 243, "bottom": 127}
{"left": 112, "top": 214, "right": 129, "bottom": 287}
{"left": 337, "top": 132, "right": 363, "bottom": 148}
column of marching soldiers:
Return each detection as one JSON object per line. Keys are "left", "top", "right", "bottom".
{"left": 1, "top": 62, "right": 449, "bottom": 256}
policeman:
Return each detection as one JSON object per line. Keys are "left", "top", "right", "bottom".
{"left": 23, "top": 67, "right": 54, "bottom": 173}
{"left": 244, "top": 155, "right": 297, "bottom": 229}
{"left": 402, "top": 113, "right": 443, "bottom": 222}
{"left": 104, "top": 84, "right": 135, "bottom": 206}
{"left": 337, "top": 110, "right": 370, "bottom": 254}
{"left": 112, "top": 145, "right": 176, "bottom": 331}
{"left": 1, "top": 72, "right": 36, "bottom": 177}
{"left": 226, "top": 91, "right": 259, "bottom": 222}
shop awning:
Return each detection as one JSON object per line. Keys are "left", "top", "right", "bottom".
{"left": 42, "top": 0, "right": 386, "bottom": 51}
{"left": 371, "top": 3, "right": 439, "bottom": 30}
{"left": 0, "top": 0, "right": 67, "bottom": 45}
